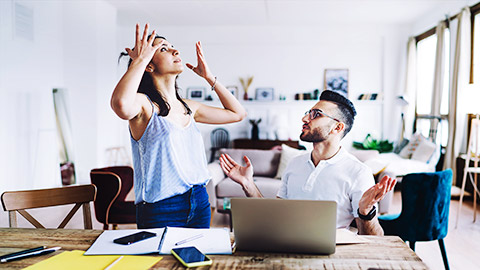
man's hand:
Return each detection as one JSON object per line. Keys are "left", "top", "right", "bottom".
{"left": 356, "top": 175, "right": 396, "bottom": 235}
{"left": 219, "top": 154, "right": 262, "bottom": 197}
{"left": 359, "top": 175, "right": 397, "bottom": 215}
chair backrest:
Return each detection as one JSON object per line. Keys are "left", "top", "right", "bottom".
{"left": 90, "top": 166, "right": 135, "bottom": 228}
{"left": 1, "top": 184, "right": 97, "bottom": 229}
{"left": 399, "top": 169, "right": 453, "bottom": 241}
{"left": 91, "top": 166, "right": 133, "bottom": 201}
{"left": 211, "top": 128, "right": 230, "bottom": 149}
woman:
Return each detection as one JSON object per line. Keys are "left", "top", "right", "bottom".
{"left": 111, "top": 24, "right": 246, "bottom": 229}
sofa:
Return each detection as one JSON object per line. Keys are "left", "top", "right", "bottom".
{"left": 206, "top": 148, "right": 286, "bottom": 212}
{"left": 349, "top": 133, "right": 440, "bottom": 213}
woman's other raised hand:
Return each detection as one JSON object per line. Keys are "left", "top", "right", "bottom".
{"left": 186, "top": 41, "right": 214, "bottom": 81}
{"left": 125, "top": 23, "right": 163, "bottom": 64}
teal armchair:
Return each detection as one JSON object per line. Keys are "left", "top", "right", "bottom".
{"left": 379, "top": 169, "right": 452, "bottom": 270}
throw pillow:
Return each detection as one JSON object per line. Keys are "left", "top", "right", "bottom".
{"left": 274, "top": 144, "right": 306, "bottom": 179}
{"left": 399, "top": 133, "right": 422, "bottom": 159}
{"left": 411, "top": 136, "right": 437, "bottom": 163}
{"left": 393, "top": 138, "right": 410, "bottom": 154}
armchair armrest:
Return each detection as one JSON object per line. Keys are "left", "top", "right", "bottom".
{"left": 206, "top": 161, "right": 226, "bottom": 209}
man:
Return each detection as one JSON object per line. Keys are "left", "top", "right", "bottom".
{"left": 219, "top": 90, "right": 396, "bottom": 235}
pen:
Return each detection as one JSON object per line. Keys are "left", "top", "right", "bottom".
{"left": 174, "top": 234, "right": 204, "bottom": 246}
{"left": 0, "top": 246, "right": 46, "bottom": 262}
{"left": 231, "top": 241, "right": 236, "bottom": 253}
{"left": 0, "top": 247, "right": 61, "bottom": 263}
{"left": 104, "top": 256, "right": 123, "bottom": 270}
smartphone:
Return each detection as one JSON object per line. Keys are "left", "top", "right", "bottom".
{"left": 113, "top": 231, "right": 157, "bottom": 245}
{"left": 171, "top": 246, "right": 213, "bottom": 268}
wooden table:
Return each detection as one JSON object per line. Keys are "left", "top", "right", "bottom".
{"left": 0, "top": 228, "right": 428, "bottom": 269}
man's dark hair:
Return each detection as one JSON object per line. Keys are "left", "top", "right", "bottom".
{"left": 320, "top": 90, "right": 356, "bottom": 137}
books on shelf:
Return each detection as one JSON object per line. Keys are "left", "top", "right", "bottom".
{"left": 357, "top": 93, "right": 382, "bottom": 101}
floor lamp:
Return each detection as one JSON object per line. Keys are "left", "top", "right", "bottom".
{"left": 396, "top": 96, "right": 409, "bottom": 141}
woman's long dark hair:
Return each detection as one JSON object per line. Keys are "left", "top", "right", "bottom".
{"left": 119, "top": 35, "right": 191, "bottom": 116}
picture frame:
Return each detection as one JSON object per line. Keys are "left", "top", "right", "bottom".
{"left": 187, "top": 87, "right": 205, "bottom": 100}
{"left": 226, "top": 86, "right": 238, "bottom": 99}
{"left": 324, "top": 69, "right": 349, "bottom": 98}
{"left": 255, "top": 88, "right": 274, "bottom": 101}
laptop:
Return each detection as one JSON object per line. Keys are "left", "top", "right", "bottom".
{"left": 231, "top": 198, "right": 337, "bottom": 254}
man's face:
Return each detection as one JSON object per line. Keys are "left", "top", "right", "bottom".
{"left": 300, "top": 101, "right": 340, "bottom": 143}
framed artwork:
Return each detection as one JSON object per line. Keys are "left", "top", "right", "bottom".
{"left": 324, "top": 69, "right": 348, "bottom": 97}
{"left": 226, "top": 86, "right": 238, "bottom": 99}
{"left": 187, "top": 87, "right": 205, "bottom": 100}
{"left": 255, "top": 88, "right": 274, "bottom": 101}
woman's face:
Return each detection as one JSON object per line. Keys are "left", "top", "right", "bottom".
{"left": 149, "top": 38, "right": 184, "bottom": 75}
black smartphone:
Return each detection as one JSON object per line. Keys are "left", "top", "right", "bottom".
{"left": 113, "top": 231, "right": 157, "bottom": 245}
{"left": 171, "top": 246, "right": 213, "bottom": 268}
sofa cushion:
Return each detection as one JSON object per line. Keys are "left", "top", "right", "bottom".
{"left": 220, "top": 148, "right": 281, "bottom": 177}
{"left": 216, "top": 177, "right": 282, "bottom": 198}
{"left": 349, "top": 149, "right": 380, "bottom": 163}
{"left": 411, "top": 136, "right": 437, "bottom": 163}
{"left": 398, "top": 133, "right": 437, "bottom": 163}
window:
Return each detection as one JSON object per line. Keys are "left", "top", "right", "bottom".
{"left": 415, "top": 28, "right": 450, "bottom": 146}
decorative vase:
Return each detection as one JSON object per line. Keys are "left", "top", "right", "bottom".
{"left": 243, "top": 92, "right": 249, "bottom": 100}
{"left": 251, "top": 124, "right": 259, "bottom": 140}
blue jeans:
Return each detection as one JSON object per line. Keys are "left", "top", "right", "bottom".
{"left": 136, "top": 185, "right": 211, "bottom": 229}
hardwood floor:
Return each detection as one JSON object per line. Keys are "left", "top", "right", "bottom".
{"left": 211, "top": 192, "right": 480, "bottom": 270}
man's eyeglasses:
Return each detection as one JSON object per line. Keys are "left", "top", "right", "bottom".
{"left": 304, "top": 109, "right": 340, "bottom": 122}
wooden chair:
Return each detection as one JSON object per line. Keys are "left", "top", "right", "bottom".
{"left": 210, "top": 128, "right": 230, "bottom": 162}
{"left": 1, "top": 184, "right": 97, "bottom": 229}
{"left": 90, "top": 166, "right": 136, "bottom": 229}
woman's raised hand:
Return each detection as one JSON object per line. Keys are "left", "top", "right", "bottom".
{"left": 125, "top": 23, "right": 163, "bottom": 64}
{"left": 186, "top": 41, "right": 213, "bottom": 80}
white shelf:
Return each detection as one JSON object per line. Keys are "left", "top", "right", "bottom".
{"left": 201, "top": 100, "right": 318, "bottom": 107}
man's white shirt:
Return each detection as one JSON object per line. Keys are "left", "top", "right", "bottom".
{"left": 277, "top": 147, "right": 375, "bottom": 228}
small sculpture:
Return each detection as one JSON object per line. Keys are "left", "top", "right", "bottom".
{"left": 249, "top": 119, "right": 262, "bottom": 140}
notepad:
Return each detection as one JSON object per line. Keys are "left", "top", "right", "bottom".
{"left": 335, "top": 228, "right": 370, "bottom": 244}
{"left": 24, "top": 250, "right": 162, "bottom": 270}
{"left": 84, "top": 227, "right": 232, "bottom": 255}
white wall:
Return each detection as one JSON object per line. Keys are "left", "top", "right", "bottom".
{"left": 0, "top": 0, "right": 117, "bottom": 227}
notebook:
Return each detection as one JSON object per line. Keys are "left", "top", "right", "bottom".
{"left": 84, "top": 227, "right": 232, "bottom": 255}
{"left": 231, "top": 198, "right": 337, "bottom": 254}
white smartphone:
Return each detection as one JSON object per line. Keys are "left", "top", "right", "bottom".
{"left": 171, "top": 246, "right": 213, "bottom": 268}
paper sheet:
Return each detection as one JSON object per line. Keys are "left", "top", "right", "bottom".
{"left": 24, "top": 250, "right": 162, "bottom": 270}
{"left": 336, "top": 228, "right": 370, "bottom": 244}
{"left": 160, "top": 227, "right": 232, "bottom": 254}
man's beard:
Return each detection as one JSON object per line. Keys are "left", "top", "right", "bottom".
{"left": 300, "top": 126, "right": 332, "bottom": 143}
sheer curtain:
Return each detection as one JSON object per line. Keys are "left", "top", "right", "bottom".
{"left": 403, "top": 37, "right": 417, "bottom": 138}
{"left": 444, "top": 7, "right": 472, "bottom": 177}
{"left": 430, "top": 21, "right": 447, "bottom": 141}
